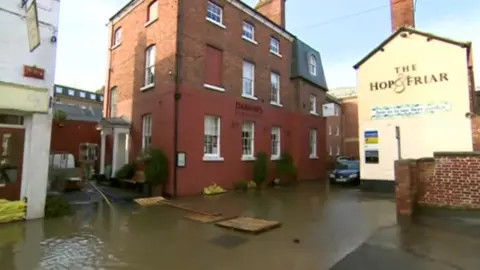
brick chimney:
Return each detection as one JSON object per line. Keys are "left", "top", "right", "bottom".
{"left": 255, "top": 0, "right": 286, "bottom": 28}
{"left": 390, "top": 0, "right": 415, "bottom": 32}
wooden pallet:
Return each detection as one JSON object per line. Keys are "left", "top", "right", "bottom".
{"left": 134, "top": 196, "right": 166, "bottom": 206}
{"left": 215, "top": 217, "right": 281, "bottom": 234}
{"left": 185, "top": 213, "right": 237, "bottom": 223}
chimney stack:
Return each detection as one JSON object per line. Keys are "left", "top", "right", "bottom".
{"left": 255, "top": 0, "right": 286, "bottom": 28}
{"left": 390, "top": 0, "right": 415, "bottom": 32}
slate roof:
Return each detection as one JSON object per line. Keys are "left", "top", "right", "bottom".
{"left": 353, "top": 26, "right": 471, "bottom": 70}
{"left": 53, "top": 103, "right": 103, "bottom": 123}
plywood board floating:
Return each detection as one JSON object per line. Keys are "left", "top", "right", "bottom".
{"left": 134, "top": 196, "right": 166, "bottom": 206}
{"left": 215, "top": 217, "right": 281, "bottom": 234}
{"left": 185, "top": 213, "right": 237, "bottom": 223}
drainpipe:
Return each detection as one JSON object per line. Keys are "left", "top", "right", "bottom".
{"left": 172, "top": 0, "right": 184, "bottom": 197}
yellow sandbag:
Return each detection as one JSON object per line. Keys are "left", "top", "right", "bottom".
{"left": 0, "top": 212, "right": 25, "bottom": 223}
{"left": 203, "top": 183, "right": 226, "bottom": 195}
{"left": 0, "top": 201, "right": 26, "bottom": 215}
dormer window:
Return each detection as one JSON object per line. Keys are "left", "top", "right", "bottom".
{"left": 309, "top": 54, "right": 317, "bottom": 76}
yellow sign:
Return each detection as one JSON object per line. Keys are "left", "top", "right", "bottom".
{"left": 26, "top": 0, "right": 41, "bottom": 52}
{"left": 365, "top": 137, "right": 378, "bottom": 144}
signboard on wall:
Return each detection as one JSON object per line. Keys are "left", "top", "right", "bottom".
{"left": 371, "top": 102, "right": 451, "bottom": 120}
{"left": 364, "top": 130, "right": 379, "bottom": 164}
{"left": 369, "top": 65, "right": 449, "bottom": 94}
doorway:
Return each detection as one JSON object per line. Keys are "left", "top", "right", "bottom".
{"left": 0, "top": 128, "right": 25, "bottom": 200}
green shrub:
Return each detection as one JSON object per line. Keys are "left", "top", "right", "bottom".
{"left": 253, "top": 152, "right": 268, "bottom": 186}
{"left": 115, "top": 162, "right": 136, "bottom": 179}
{"left": 143, "top": 148, "right": 169, "bottom": 187}
{"left": 276, "top": 152, "right": 297, "bottom": 176}
{"left": 45, "top": 196, "right": 72, "bottom": 219}
{"left": 233, "top": 179, "right": 249, "bottom": 191}
{"left": 53, "top": 110, "right": 67, "bottom": 121}
{"left": 247, "top": 181, "right": 257, "bottom": 189}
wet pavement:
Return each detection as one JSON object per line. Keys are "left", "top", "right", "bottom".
{"left": 0, "top": 182, "right": 478, "bottom": 270}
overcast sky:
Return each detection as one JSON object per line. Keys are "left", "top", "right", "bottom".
{"left": 54, "top": 0, "right": 480, "bottom": 91}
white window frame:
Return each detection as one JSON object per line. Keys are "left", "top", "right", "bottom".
{"left": 309, "top": 54, "right": 317, "bottom": 76}
{"left": 113, "top": 28, "right": 122, "bottom": 47}
{"left": 110, "top": 87, "right": 117, "bottom": 117}
{"left": 55, "top": 86, "right": 63, "bottom": 94}
{"left": 90, "top": 93, "right": 96, "bottom": 100}
{"left": 270, "top": 72, "right": 281, "bottom": 106}
{"left": 329, "top": 145, "right": 333, "bottom": 156}
{"left": 242, "top": 21, "right": 256, "bottom": 43}
{"left": 147, "top": 1, "right": 158, "bottom": 23}
{"left": 242, "top": 61, "right": 256, "bottom": 99}
{"left": 144, "top": 45, "right": 155, "bottom": 88}
{"left": 203, "top": 115, "right": 223, "bottom": 161}
{"left": 79, "top": 92, "right": 86, "bottom": 98}
{"left": 269, "top": 37, "right": 281, "bottom": 56}
{"left": 142, "top": 114, "right": 152, "bottom": 150}
{"left": 271, "top": 127, "right": 281, "bottom": 160}
{"left": 328, "top": 125, "right": 332, "bottom": 135}
{"left": 67, "top": 89, "right": 75, "bottom": 96}
{"left": 336, "top": 146, "right": 340, "bottom": 156}
{"left": 310, "top": 94, "right": 317, "bottom": 114}
{"left": 309, "top": 128, "right": 318, "bottom": 159}
{"left": 206, "top": 1, "right": 225, "bottom": 28}
{"left": 336, "top": 126, "right": 340, "bottom": 136}
{"left": 241, "top": 122, "right": 255, "bottom": 160}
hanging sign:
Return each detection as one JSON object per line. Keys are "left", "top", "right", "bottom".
{"left": 26, "top": 0, "right": 41, "bottom": 52}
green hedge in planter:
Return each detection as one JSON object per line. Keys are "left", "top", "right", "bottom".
{"left": 275, "top": 152, "right": 297, "bottom": 181}
{"left": 143, "top": 148, "right": 169, "bottom": 187}
{"left": 115, "top": 162, "right": 137, "bottom": 180}
{"left": 253, "top": 152, "right": 268, "bottom": 186}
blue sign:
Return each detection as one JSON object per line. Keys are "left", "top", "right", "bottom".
{"left": 364, "top": 131, "right": 378, "bottom": 138}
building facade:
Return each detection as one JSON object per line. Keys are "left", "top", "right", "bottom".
{"left": 328, "top": 87, "right": 359, "bottom": 158}
{"left": 51, "top": 85, "right": 103, "bottom": 166}
{"left": 103, "top": 0, "right": 329, "bottom": 196}
{"left": 53, "top": 84, "right": 104, "bottom": 109}
{"left": 354, "top": 0, "right": 476, "bottom": 192}
{"left": 0, "top": 0, "right": 61, "bottom": 219}
{"left": 324, "top": 94, "right": 342, "bottom": 157}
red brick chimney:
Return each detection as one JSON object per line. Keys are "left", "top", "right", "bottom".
{"left": 390, "top": 0, "right": 415, "bottom": 32}
{"left": 255, "top": 0, "right": 286, "bottom": 28}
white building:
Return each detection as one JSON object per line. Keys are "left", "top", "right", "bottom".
{"left": 0, "top": 0, "right": 61, "bottom": 219}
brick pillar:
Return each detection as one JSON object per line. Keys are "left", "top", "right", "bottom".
{"left": 394, "top": 159, "right": 416, "bottom": 223}
{"left": 471, "top": 116, "right": 480, "bottom": 151}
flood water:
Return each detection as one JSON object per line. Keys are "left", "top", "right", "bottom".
{"left": 0, "top": 182, "right": 477, "bottom": 270}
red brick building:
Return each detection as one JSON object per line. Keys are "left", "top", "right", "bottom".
{"left": 103, "top": 0, "right": 329, "bottom": 196}
{"left": 325, "top": 94, "right": 342, "bottom": 157}
{"left": 328, "top": 87, "right": 359, "bottom": 158}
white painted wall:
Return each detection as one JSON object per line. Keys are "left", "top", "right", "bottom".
{"left": 356, "top": 30, "right": 472, "bottom": 182}
{"left": 0, "top": 0, "right": 61, "bottom": 219}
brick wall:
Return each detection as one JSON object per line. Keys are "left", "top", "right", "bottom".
{"left": 395, "top": 152, "right": 480, "bottom": 220}
{"left": 326, "top": 113, "right": 341, "bottom": 156}
{"left": 421, "top": 153, "right": 480, "bottom": 208}
{"left": 341, "top": 97, "right": 359, "bottom": 157}
{"left": 50, "top": 120, "right": 101, "bottom": 167}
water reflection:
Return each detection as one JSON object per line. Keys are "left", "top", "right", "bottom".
{"left": 0, "top": 182, "right": 404, "bottom": 270}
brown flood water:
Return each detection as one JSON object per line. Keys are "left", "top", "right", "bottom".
{"left": 3, "top": 181, "right": 471, "bottom": 270}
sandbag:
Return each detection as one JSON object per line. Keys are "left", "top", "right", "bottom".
{"left": 0, "top": 200, "right": 26, "bottom": 223}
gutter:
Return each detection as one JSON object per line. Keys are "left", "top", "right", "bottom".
{"left": 172, "top": 0, "right": 184, "bottom": 197}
